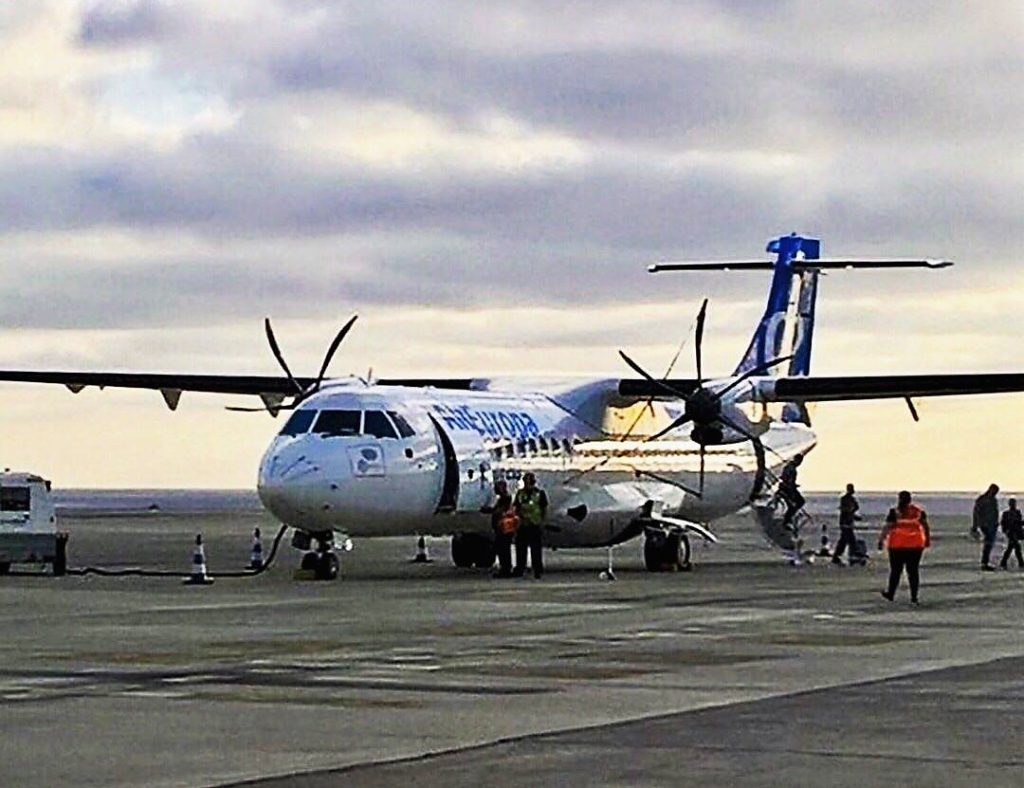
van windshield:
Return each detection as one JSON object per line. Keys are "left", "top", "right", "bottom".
{"left": 0, "top": 487, "right": 30, "bottom": 512}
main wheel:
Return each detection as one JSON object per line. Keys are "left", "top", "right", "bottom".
{"left": 675, "top": 533, "right": 692, "bottom": 571}
{"left": 644, "top": 531, "right": 671, "bottom": 572}
{"left": 471, "top": 537, "right": 496, "bottom": 569}
{"left": 451, "top": 533, "right": 474, "bottom": 568}
{"left": 644, "top": 531, "right": 691, "bottom": 572}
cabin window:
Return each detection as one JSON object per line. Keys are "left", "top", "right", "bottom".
{"left": 527, "top": 438, "right": 538, "bottom": 455}
{"left": 279, "top": 409, "right": 316, "bottom": 436}
{"left": 313, "top": 410, "right": 362, "bottom": 436}
{"left": 562, "top": 438, "right": 573, "bottom": 455}
{"left": 364, "top": 410, "right": 398, "bottom": 439}
{"left": 515, "top": 439, "right": 527, "bottom": 457}
{"left": 387, "top": 411, "right": 417, "bottom": 438}
{"left": 538, "top": 437, "right": 550, "bottom": 455}
{"left": 0, "top": 487, "right": 30, "bottom": 512}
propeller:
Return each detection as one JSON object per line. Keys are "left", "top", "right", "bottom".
{"left": 227, "top": 315, "right": 358, "bottom": 415}
{"left": 618, "top": 299, "right": 792, "bottom": 496}
{"left": 562, "top": 312, "right": 699, "bottom": 488}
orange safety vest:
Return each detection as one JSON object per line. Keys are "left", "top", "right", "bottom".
{"left": 497, "top": 509, "right": 520, "bottom": 535}
{"left": 887, "top": 503, "right": 928, "bottom": 549}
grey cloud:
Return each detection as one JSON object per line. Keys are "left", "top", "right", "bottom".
{"left": 0, "top": 1, "right": 1017, "bottom": 335}
{"left": 78, "top": 0, "right": 177, "bottom": 45}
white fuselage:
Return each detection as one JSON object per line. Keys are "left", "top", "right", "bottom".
{"left": 257, "top": 379, "right": 816, "bottom": 548}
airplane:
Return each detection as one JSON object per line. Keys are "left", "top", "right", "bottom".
{"left": 5, "top": 232, "right": 1024, "bottom": 580}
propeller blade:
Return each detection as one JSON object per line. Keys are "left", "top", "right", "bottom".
{"left": 716, "top": 413, "right": 758, "bottom": 443}
{"left": 632, "top": 468, "right": 703, "bottom": 499}
{"left": 698, "top": 443, "right": 706, "bottom": 496}
{"left": 713, "top": 354, "right": 795, "bottom": 400}
{"left": 315, "top": 314, "right": 358, "bottom": 390}
{"left": 645, "top": 413, "right": 693, "bottom": 443}
{"left": 618, "top": 351, "right": 691, "bottom": 400}
{"left": 264, "top": 318, "right": 304, "bottom": 395}
{"left": 694, "top": 298, "right": 708, "bottom": 384}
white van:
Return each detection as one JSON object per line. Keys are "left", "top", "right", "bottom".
{"left": 0, "top": 471, "right": 66, "bottom": 575}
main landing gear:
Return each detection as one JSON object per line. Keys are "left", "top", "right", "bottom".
{"left": 292, "top": 530, "right": 341, "bottom": 580}
{"left": 451, "top": 532, "right": 496, "bottom": 569}
{"left": 643, "top": 528, "right": 692, "bottom": 572}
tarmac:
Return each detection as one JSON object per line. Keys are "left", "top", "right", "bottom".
{"left": 1, "top": 506, "right": 1023, "bottom": 787}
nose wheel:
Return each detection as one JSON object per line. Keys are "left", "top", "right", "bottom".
{"left": 295, "top": 531, "right": 341, "bottom": 580}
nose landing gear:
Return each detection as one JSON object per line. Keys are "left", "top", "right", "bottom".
{"left": 293, "top": 530, "right": 342, "bottom": 580}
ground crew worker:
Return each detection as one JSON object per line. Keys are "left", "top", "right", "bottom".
{"left": 487, "top": 480, "right": 517, "bottom": 578}
{"left": 513, "top": 472, "right": 548, "bottom": 579}
{"left": 778, "top": 453, "right": 805, "bottom": 529}
{"left": 973, "top": 483, "right": 1000, "bottom": 570}
{"left": 999, "top": 498, "right": 1024, "bottom": 570}
{"left": 832, "top": 483, "right": 862, "bottom": 565}
{"left": 878, "top": 490, "right": 930, "bottom": 604}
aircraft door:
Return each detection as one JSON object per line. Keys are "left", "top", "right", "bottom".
{"left": 428, "top": 416, "right": 493, "bottom": 514}
{"left": 429, "top": 416, "right": 459, "bottom": 513}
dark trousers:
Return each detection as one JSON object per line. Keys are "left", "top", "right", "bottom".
{"left": 982, "top": 530, "right": 998, "bottom": 567}
{"left": 832, "top": 527, "right": 857, "bottom": 561}
{"left": 1000, "top": 538, "right": 1024, "bottom": 568}
{"left": 887, "top": 548, "right": 923, "bottom": 601}
{"left": 780, "top": 489, "right": 805, "bottom": 526}
{"left": 494, "top": 532, "right": 514, "bottom": 576}
{"left": 514, "top": 525, "right": 543, "bottom": 578}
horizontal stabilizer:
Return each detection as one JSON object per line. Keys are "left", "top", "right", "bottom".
{"left": 649, "top": 258, "right": 953, "bottom": 273}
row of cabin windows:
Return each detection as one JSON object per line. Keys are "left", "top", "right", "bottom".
{"left": 490, "top": 436, "right": 579, "bottom": 460}
{"left": 279, "top": 409, "right": 417, "bottom": 440}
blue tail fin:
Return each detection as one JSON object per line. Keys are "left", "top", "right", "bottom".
{"left": 734, "top": 233, "right": 820, "bottom": 381}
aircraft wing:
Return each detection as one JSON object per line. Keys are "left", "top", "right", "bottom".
{"left": 0, "top": 370, "right": 313, "bottom": 396}
{"left": 0, "top": 370, "right": 477, "bottom": 411}
{"left": 618, "top": 373, "right": 1024, "bottom": 402}
{"left": 761, "top": 373, "right": 1024, "bottom": 402}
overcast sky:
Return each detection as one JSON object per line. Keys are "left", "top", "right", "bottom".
{"left": 1, "top": 1, "right": 1023, "bottom": 491}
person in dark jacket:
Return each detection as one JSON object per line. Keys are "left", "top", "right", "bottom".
{"left": 973, "top": 483, "right": 1000, "bottom": 570}
{"left": 999, "top": 497, "right": 1024, "bottom": 570}
{"left": 832, "top": 483, "right": 862, "bottom": 564}
{"left": 778, "top": 453, "right": 806, "bottom": 529}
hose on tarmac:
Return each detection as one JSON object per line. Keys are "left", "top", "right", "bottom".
{"left": 55, "top": 524, "right": 290, "bottom": 579}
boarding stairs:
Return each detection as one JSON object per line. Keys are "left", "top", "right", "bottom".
{"left": 750, "top": 468, "right": 815, "bottom": 560}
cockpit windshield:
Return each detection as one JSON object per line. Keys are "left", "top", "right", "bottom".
{"left": 278, "top": 409, "right": 316, "bottom": 436}
{"left": 279, "top": 408, "right": 418, "bottom": 439}
{"left": 363, "top": 411, "right": 398, "bottom": 439}
{"left": 387, "top": 411, "right": 416, "bottom": 438}
{"left": 313, "top": 410, "right": 362, "bottom": 436}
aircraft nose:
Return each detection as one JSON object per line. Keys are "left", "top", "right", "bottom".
{"left": 258, "top": 438, "right": 342, "bottom": 525}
